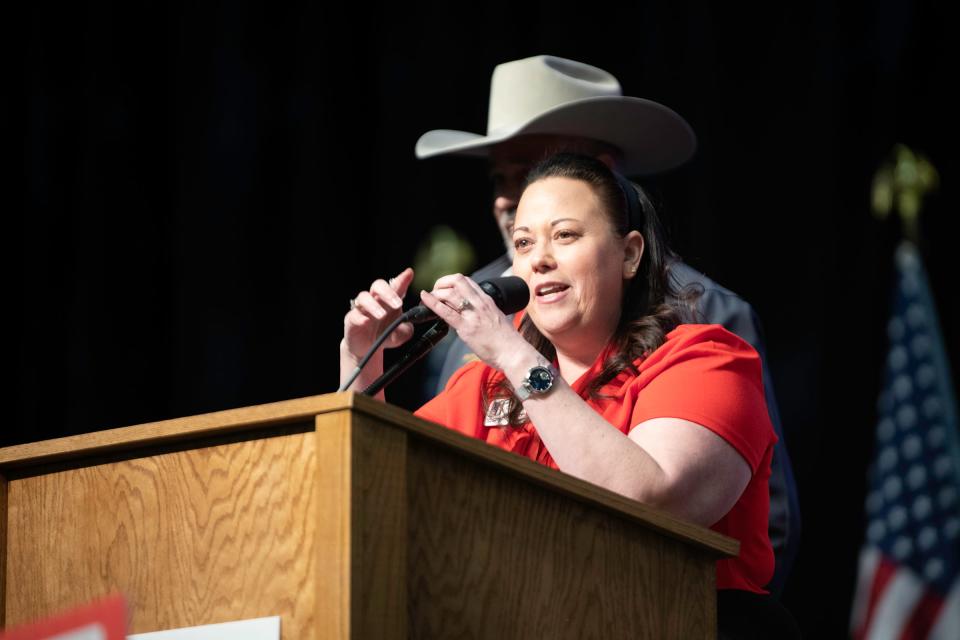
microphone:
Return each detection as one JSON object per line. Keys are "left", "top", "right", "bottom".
{"left": 362, "top": 321, "right": 450, "bottom": 396}
{"left": 338, "top": 276, "right": 529, "bottom": 394}
{"left": 402, "top": 276, "right": 530, "bottom": 324}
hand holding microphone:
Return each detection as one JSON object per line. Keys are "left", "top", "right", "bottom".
{"left": 403, "top": 274, "right": 530, "bottom": 324}
{"left": 339, "top": 270, "right": 530, "bottom": 394}
{"left": 418, "top": 273, "right": 531, "bottom": 374}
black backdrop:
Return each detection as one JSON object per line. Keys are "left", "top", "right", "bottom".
{"left": 13, "top": 1, "right": 957, "bottom": 635}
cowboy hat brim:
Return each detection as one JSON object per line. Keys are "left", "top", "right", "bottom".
{"left": 415, "top": 96, "right": 696, "bottom": 176}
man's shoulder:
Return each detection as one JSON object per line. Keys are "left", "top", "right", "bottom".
{"left": 668, "top": 259, "right": 767, "bottom": 349}
{"left": 670, "top": 260, "right": 735, "bottom": 296}
{"left": 669, "top": 260, "right": 755, "bottom": 311}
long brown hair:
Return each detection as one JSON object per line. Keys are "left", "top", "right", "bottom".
{"left": 484, "top": 153, "right": 698, "bottom": 425}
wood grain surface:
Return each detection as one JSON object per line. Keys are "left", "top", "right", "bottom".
{"left": 0, "top": 475, "right": 6, "bottom": 628}
{"left": 0, "top": 394, "right": 349, "bottom": 468}
{"left": 359, "top": 397, "right": 737, "bottom": 559}
{"left": 4, "top": 429, "right": 317, "bottom": 636}
{"left": 2, "top": 393, "right": 732, "bottom": 638}
{"left": 350, "top": 413, "right": 407, "bottom": 638}
{"left": 0, "top": 393, "right": 736, "bottom": 561}
{"left": 406, "top": 435, "right": 717, "bottom": 639}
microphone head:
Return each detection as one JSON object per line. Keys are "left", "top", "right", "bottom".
{"left": 479, "top": 276, "right": 530, "bottom": 315}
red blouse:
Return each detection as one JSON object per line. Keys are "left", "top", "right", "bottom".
{"left": 415, "top": 323, "right": 777, "bottom": 593}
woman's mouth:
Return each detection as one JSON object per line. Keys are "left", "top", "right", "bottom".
{"left": 535, "top": 282, "right": 570, "bottom": 304}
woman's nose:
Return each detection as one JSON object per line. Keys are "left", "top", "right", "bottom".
{"left": 529, "top": 240, "right": 556, "bottom": 273}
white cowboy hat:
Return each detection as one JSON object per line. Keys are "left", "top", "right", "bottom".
{"left": 415, "top": 55, "right": 697, "bottom": 175}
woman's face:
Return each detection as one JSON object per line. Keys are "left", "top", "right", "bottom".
{"left": 512, "top": 176, "right": 642, "bottom": 352}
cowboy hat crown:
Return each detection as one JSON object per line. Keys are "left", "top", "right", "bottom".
{"left": 415, "top": 55, "right": 696, "bottom": 175}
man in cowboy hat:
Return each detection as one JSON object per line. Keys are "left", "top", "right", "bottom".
{"left": 415, "top": 54, "right": 800, "bottom": 597}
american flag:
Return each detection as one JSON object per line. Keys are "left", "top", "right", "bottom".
{"left": 850, "top": 241, "right": 960, "bottom": 639}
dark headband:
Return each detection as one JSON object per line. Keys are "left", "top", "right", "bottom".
{"left": 613, "top": 171, "right": 645, "bottom": 232}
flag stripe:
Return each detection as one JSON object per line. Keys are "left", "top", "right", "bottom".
{"left": 866, "top": 569, "right": 925, "bottom": 640}
{"left": 853, "top": 548, "right": 883, "bottom": 635}
{"left": 857, "top": 556, "right": 901, "bottom": 640}
{"left": 898, "top": 587, "right": 944, "bottom": 640}
{"left": 928, "top": 579, "right": 959, "bottom": 640}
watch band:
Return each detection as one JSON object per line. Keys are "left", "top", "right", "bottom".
{"left": 516, "top": 383, "right": 534, "bottom": 401}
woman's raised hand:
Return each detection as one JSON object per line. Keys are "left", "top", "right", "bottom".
{"left": 419, "top": 273, "right": 532, "bottom": 373}
{"left": 341, "top": 267, "right": 416, "bottom": 364}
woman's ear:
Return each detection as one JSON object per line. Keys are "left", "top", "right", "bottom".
{"left": 623, "top": 230, "right": 644, "bottom": 279}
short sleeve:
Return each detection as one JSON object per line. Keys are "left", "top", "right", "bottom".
{"left": 629, "top": 325, "right": 775, "bottom": 473}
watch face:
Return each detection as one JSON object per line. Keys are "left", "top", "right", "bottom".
{"left": 528, "top": 366, "right": 554, "bottom": 392}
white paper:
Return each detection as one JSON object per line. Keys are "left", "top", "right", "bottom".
{"left": 128, "top": 616, "right": 279, "bottom": 640}
{"left": 50, "top": 623, "right": 107, "bottom": 640}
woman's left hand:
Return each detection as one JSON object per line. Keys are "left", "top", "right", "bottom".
{"left": 420, "top": 273, "right": 533, "bottom": 372}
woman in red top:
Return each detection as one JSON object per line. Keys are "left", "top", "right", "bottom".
{"left": 340, "top": 153, "right": 784, "bottom": 624}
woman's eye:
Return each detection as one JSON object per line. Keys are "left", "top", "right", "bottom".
{"left": 556, "top": 230, "right": 579, "bottom": 240}
{"left": 514, "top": 238, "right": 531, "bottom": 250}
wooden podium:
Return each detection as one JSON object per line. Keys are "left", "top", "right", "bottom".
{"left": 0, "top": 392, "right": 737, "bottom": 638}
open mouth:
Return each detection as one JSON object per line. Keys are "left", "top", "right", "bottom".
{"left": 535, "top": 283, "right": 570, "bottom": 302}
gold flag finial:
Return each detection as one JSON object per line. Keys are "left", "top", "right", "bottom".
{"left": 871, "top": 144, "right": 940, "bottom": 243}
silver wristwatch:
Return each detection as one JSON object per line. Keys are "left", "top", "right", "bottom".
{"left": 516, "top": 363, "right": 559, "bottom": 401}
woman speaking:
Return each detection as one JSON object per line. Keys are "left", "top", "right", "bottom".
{"left": 339, "top": 153, "right": 781, "bottom": 626}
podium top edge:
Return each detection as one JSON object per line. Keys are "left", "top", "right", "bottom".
{"left": 1, "top": 391, "right": 739, "bottom": 558}
{"left": 0, "top": 392, "right": 358, "bottom": 468}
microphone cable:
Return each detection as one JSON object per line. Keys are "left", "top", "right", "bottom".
{"left": 361, "top": 320, "right": 449, "bottom": 396}
{"left": 337, "top": 314, "right": 412, "bottom": 392}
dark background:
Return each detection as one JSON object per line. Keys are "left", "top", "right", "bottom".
{"left": 13, "top": 1, "right": 956, "bottom": 636}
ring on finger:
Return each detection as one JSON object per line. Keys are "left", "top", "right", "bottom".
{"left": 349, "top": 298, "right": 358, "bottom": 310}
{"left": 457, "top": 298, "right": 472, "bottom": 312}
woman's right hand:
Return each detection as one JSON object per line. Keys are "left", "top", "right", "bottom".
{"left": 341, "top": 267, "right": 416, "bottom": 368}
